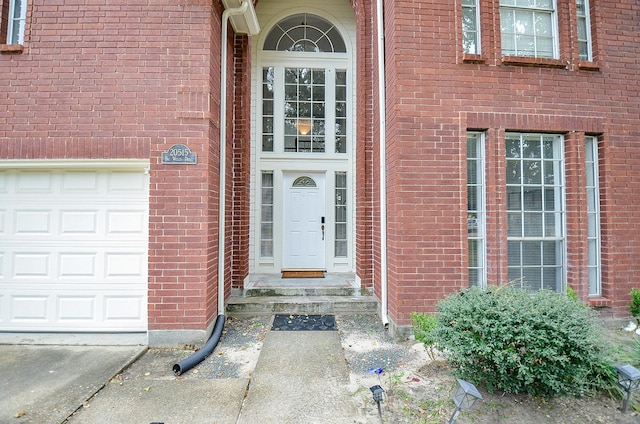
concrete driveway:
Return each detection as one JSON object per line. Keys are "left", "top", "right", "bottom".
{"left": 0, "top": 344, "right": 146, "bottom": 424}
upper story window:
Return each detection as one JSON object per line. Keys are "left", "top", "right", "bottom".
{"left": 576, "top": 0, "right": 592, "bottom": 61}
{"left": 500, "top": 0, "right": 558, "bottom": 59}
{"left": 1, "top": 0, "right": 27, "bottom": 44}
{"left": 263, "top": 13, "right": 346, "bottom": 53}
{"left": 462, "top": 0, "right": 481, "bottom": 54}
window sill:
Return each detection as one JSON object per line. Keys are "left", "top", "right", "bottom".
{"left": 462, "top": 53, "right": 486, "bottom": 64}
{"left": 0, "top": 44, "right": 24, "bottom": 53}
{"left": 578, "top": 61, "right": 600, "bottom": 72}
{"left": 501, "top": 55, "right": 567, "bottom": 69}
{"left": 588, "top": 297, "right": 611, "bottom": 308}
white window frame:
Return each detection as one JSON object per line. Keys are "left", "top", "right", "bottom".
{"left": 506, "top": 133, "right": 566, "bottom": 293}
{"left": 462, "top": 0, "right": 481, "bottom": 55}
{"left": 7, "top": 0, "right": 27, "bottom": 45}
{"left": 499, "top": 0, "right": 559, "bottom": 59}
{"left": 585, "top": 136, "right": 601, "bottom": 296}
{"left": 576, "top": 0, "right": 593, "bottom": 62}
{"left": 467, "top": 132, "right": 486, "bottom": 287}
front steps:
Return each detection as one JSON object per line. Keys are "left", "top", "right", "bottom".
{"left": 225, "top": 274, "right": 378, "bottom": 317}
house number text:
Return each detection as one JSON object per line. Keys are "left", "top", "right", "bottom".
{"left": 161, "top": 144, "right": 197, "bottom": 164}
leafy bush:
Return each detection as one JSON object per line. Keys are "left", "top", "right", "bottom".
{"left": 566, "top": 285, "right": 579, "bottom": 302}
{"left": 411, "top": 312, "right": 438, "bottom": 360}
{"left": 629, "top": 289, "right": 640, "bottom": 323}
{"left": 432, "top": 285, "right": 617, "bottom": 398}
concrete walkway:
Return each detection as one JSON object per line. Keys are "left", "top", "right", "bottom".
{"left": 2, "top": 327, "right": 360, "bottom": 423}
{"left": 68, "top": 330, "right": 357, "bottom": 423}
{"left": 237, "top": 331, "right": 358, "bottom": 423}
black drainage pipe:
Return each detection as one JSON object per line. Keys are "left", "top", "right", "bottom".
{"left": 172, "top": 314, "right": 226, "bottom": 376}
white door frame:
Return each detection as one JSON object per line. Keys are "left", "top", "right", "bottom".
{"left": 249, "top": 4, "right": 357, "bottom": 275}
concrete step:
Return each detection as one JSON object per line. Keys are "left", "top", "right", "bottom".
{"left": 225, "top": 295, "right": 378, "bottom": 317}
{"left": 243, "top": 286, "right": 359, "bottom": 297}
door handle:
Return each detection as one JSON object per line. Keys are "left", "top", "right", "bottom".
{"left": 321, "top": 217, "right": 325, "bottom": 240}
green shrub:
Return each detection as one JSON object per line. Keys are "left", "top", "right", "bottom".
{"left": 629, "top": 289, "right": 640, "bottom": 323}
{"left": 411, "top": 312, "right": 438, "bottom": 360}
{"left": 566, "top": 285, "right": 579, "bottom": 302}
{"left": 432, "top": 285, "right": 617, "bottom": 398}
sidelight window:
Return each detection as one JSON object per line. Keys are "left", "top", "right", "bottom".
{"left": 335, "top": 172, "right": 347, "bottom": 257}
{"left": 467, "top": 133, "right": 486, "bottom": 287}
{"left": 585, "top": 136, "right": 601, "bottom": 295}
{"left": 260, "top": 172, "right": 274, "bottom": 258}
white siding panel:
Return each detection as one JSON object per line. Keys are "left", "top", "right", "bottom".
{"left": 0, "top": 166, "right": 149, "bottom": 332}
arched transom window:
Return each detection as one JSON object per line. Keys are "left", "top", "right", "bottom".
{"left": 263, "top": 13, "right": 346, "bottom": 53}
{"left": 261, "top": 13, "right": 348, "bottom": 154}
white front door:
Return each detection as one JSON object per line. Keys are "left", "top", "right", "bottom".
{"left": 282, "top": 173, "right": 326, "bottom": 270}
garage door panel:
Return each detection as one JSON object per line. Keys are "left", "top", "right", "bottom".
{"left": 105, "top": 296, "right": 145, "bottom": 321}
{"left": 60, "top": 210, "right": 99, "bottom": 235}
{"left": 109, "top": 172, "right": 147, "bottom": 193}
{"left": 105, "top": 253, "right": 145, "bottom": 278}
{"left": 13, "top": 253, "right": 51, "bottom": 278}
{"left": 61, "top": 171, "right": 99, "bottom": 192}
{"left": 107, "top": 210, "right": 146, "bottom": 235}
{"left": 0, "top": 167, "right": 149, "bottom": 332}
{"left": 59, "top": 253, "right": 97, "bottom": 278}
{"left": 16, "top": 171, "right": 54, "bottom": 193}
{"left": 58, "top": 296, "right": 96, "bottom": 321}
{"left": 14, "top": 209, "right": 53, "bottom": 235}
{"left": 0, "top": 171, "right": 7, "bottom": 192}
{"left": 11, "top": 295, "right": 49, "bottom": 321}
{"left": 0, "top": 210, "right": 6, "bottom": 235}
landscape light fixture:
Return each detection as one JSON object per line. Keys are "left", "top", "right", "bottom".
{"left": 448, "top": 378, "right": 483, "bottom": 424}
{"left": 616, "top": 364, "right": 640, "bottom": 412}
{"left": 369, "top": 384, "right": 385, "bottom": 418}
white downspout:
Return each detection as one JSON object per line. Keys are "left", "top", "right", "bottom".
{"left": 218, "top": 1, "right": 250, "bottom": 316}
{"left": 376, "top": 0, "right": 389, "bottom": 328}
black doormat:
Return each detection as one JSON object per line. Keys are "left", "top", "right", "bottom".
{"left": 271, "top": 314, "right": 336, "bottom": 331}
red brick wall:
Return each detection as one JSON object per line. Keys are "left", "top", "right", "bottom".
{"left": 353, "top": 0, "right": 376, "bottom": 293}
{"left": 3, "top": 0, "right": 639, "bottom": 333}
{"left": 381, "top": 0, "right": 640, "bottom": 326}
{"left": 0, "top": 0, "right": 229, "bottom": 331}
{"left": 230, "top": 34, "right": 251, "bottom": 291}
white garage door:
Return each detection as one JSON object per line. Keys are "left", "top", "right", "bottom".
{"left": 0, "top": 165, "right": 149, "bottom": 332}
